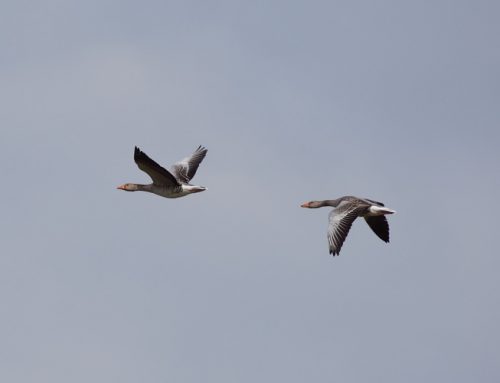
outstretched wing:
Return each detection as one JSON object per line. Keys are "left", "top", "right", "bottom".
{"left": 134, "top": 147, "right": 180, "bottom": 186}
{"left": 327, "top": 208, "right": 361, "bottom": 256}
{"left": 170, "top": 146, "right": 208, "bottom": 184}
{"left": 364, "top": 215, "right": 390, "bottom": 243}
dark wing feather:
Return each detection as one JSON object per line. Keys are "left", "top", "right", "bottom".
{"left": 364, "top": 215, "right": 390, "bottom": 243}
{"left": 363, "top": 198, "right": 384, "bottom": 207}
{"left": 134, "top": 147, "right": 179, "bottom": 186}
{"left": 327, "top": 208, "right": 361, "bottom": 256}
{"left": 170, "top": 145, "right": 207, "bottom": 183}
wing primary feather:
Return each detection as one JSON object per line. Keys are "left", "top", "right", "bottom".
{"left": 327, "top": 208, "right": 360, "bottom": 256}
{"left": 134, "top": 146, "right": 180, "bottom": 186}
{"left": 364, "top": 215, "right": 390, "bottom": 243}
{"left": 170, "top": 145, "right": 208, "bottom": 183}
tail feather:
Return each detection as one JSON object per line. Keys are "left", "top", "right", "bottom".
{"left": 369, "top": 206, "right": 396, "bottom": 215}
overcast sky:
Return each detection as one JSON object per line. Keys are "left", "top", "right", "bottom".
{"left": 1, "top": 1, "right": 499, "bottom": 382}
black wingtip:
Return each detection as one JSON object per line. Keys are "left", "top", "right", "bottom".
{"left": 329, "top": 249, "right": 339, "bottom": 256}
{"left": 134, "top": 146, "right": 140, "bottom": 159}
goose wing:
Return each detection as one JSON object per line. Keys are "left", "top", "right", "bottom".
{"left": 170, "top": 146, "right": 207, "bottom": 184}
{"left": 327, "top": 207, "right": 361, "bottom": 256}
{"left": 364, "top": 215, "right": 390, "bottom": 242}
{"left": 134, "top": 147, "right": 180, "bottom": 186}
{"left": 362, "top": 198, "right": 384, "bottom": 206}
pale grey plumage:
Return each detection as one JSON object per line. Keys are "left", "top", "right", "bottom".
{"left": 301, "top": 196, "right": 395, "bottom": 256}
{"left": 117, "top": 146, "right": 207, "bottom": 199}
{"left": 170, "top": 145, "right": 208, "bottom": 184}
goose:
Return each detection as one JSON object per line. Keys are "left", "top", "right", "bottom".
{"left": 117, "top": 146, "right": 207, "bottom": 199}
{"left": 301, "top": 196, "right": 395, "bottom": 256}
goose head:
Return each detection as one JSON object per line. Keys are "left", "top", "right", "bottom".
{"left": 117, "top": 183, "right": 139, "bottom": 192}
{"left": 300, "top": 201, "right": 324, "bottom": 208}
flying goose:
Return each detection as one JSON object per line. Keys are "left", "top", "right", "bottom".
{"left": 117, "top": 146, "right": 207, "bottom": 199}
{"left": 301, "top": 196, "right": 395, "bottom": 256}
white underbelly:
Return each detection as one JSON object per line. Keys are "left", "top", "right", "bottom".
{"left": 152, "top": 186, "right": 189, "bottom": 199}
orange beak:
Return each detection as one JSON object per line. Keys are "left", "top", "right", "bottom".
{"left": 300, "top": 202, "right": 310, "bottom": 208}
{"left": 117, "top": 184, "right": 126, "bottom": 190}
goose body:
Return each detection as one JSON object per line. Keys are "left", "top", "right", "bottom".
{"left": 118, "top": 146, "right": 207, "bottom": 199}
{"left": 301, "top": 196, "right": 395, "bottom": 256}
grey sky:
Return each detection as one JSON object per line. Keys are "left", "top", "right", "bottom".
{"left": 1, "top": 0, "right": 499, "bottom": 382}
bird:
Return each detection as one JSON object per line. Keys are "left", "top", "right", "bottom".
{"left": 300, "top": 196, "right": 396, "bottom": 256}
{"left": 117, "top": 145, "right": 208, "bottom": 199}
